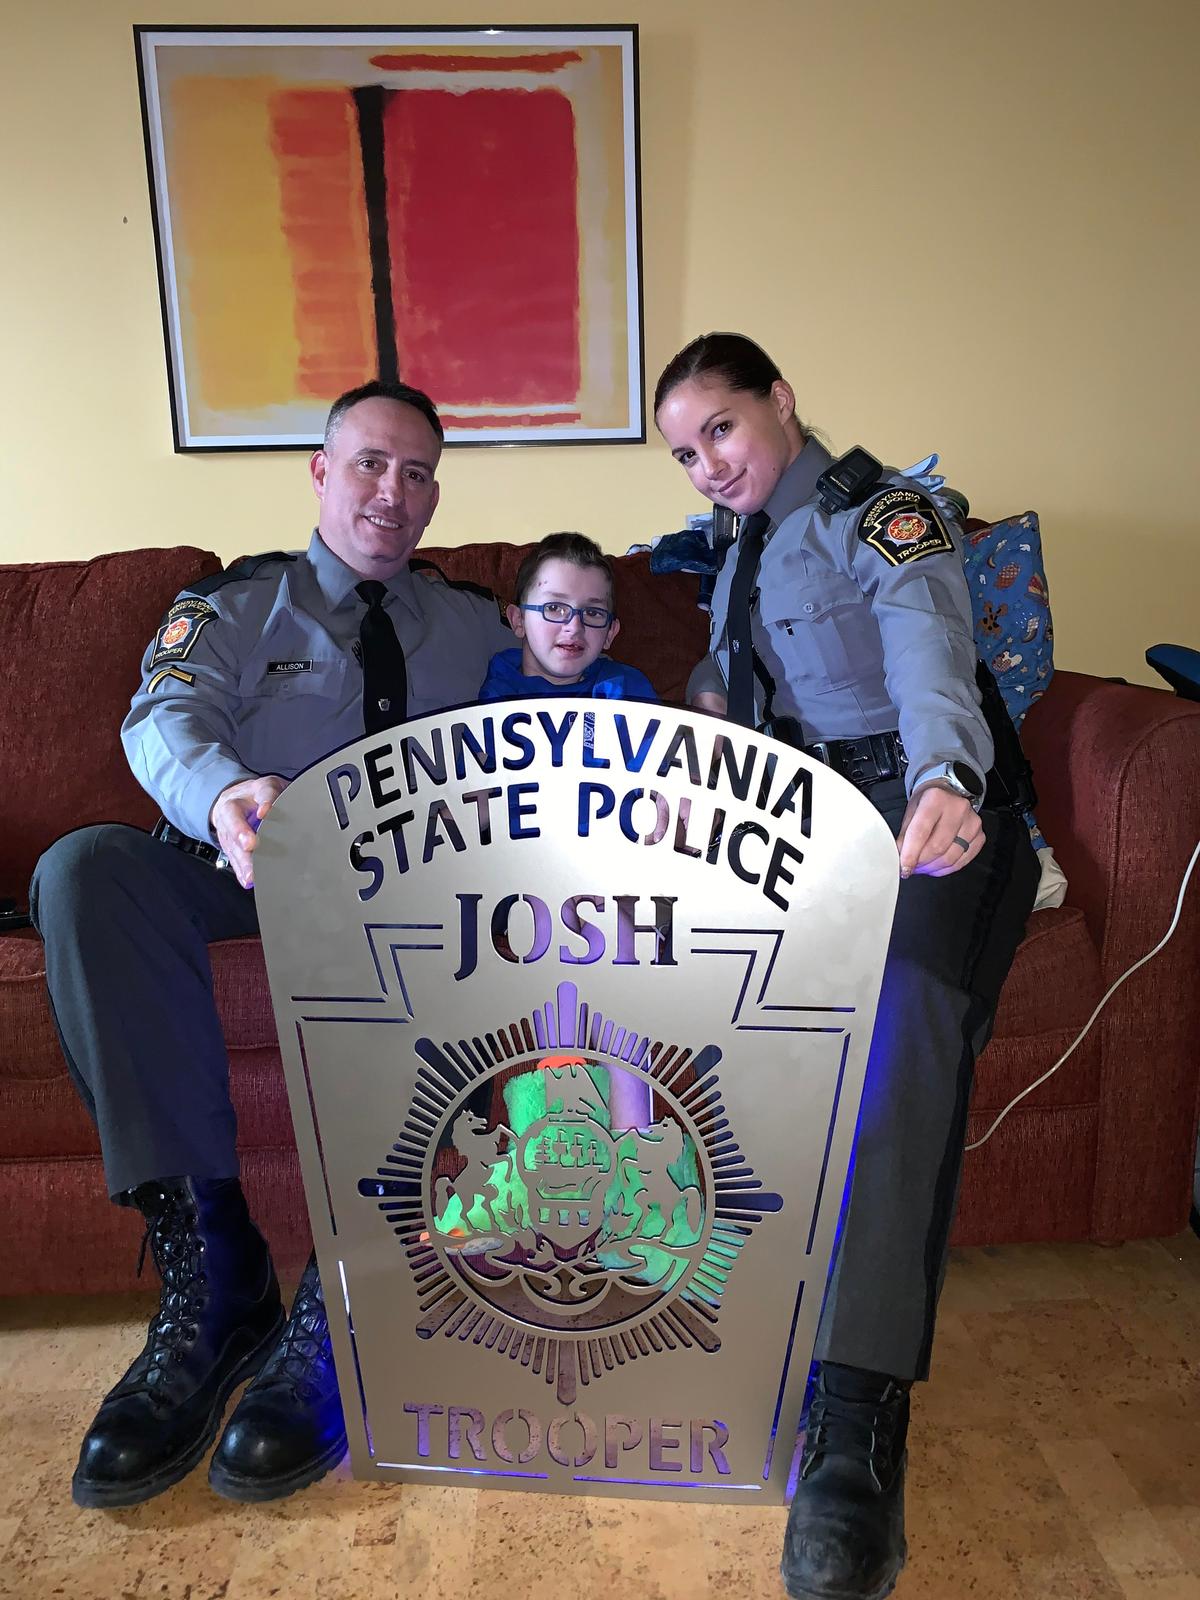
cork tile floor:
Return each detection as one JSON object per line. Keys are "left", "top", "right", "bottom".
{"left": 0, "top": 1234, "right": 1197, "bottom": 1600}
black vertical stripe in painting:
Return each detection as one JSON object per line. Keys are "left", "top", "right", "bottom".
{"left": 353, "top": 85, "right": 400, "bottom": 385}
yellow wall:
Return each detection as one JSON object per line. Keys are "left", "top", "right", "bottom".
{"left": 3, "top": 0, "right": 1195, "bottom": 684}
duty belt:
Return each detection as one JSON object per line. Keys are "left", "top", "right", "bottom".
{"left": 152, "top": 817, "right": 232, "bottom": 872}
{"left": 802, "top": 731, "right": 907, "bottom": 790}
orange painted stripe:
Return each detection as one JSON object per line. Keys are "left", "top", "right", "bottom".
{"left": 368, "top": 51, "right": 580, "bottom": 73}
{"left": 270, "top": 88, "right": 375, "bottom": 399}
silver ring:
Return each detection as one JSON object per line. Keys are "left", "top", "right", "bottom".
{"left": 953, "top": 835, "right": 971, "bottom": 854}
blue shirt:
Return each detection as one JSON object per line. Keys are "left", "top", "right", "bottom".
{"left": 480, "top": 648, "right": 658, "bottom": 704}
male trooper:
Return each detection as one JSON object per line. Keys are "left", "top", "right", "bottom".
{"left": 31, "top": 381, "right": 513, "bottom": 1508}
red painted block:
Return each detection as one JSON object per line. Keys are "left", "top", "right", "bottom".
{"left": 384, "top": 88, "right": 581, "bottom": 409}
{"left": 369, "top": 51, "right": 581, "bottom": 74}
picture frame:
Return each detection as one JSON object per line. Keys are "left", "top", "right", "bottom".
{"left": 135, "top": 25, "right": 645, "bottom": 451}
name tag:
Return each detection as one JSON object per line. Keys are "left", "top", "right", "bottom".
{"left": 267, "top": 659, "right": 313, "bottom": 675}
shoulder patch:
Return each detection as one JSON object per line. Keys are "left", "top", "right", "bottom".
{"left": 188, "top": 551, "right": 297, "bottom": 598}
{"left": 149, "top": 598, "right": 217, "bottom": 666}
{"left": 857, "top": 488, "right": 956, "bottom": 568}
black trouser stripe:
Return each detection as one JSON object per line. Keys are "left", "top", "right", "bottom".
{"left": 915, "top": 812, "right": 1020, "bottom": 1378}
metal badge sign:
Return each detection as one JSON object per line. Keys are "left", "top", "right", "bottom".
{"left": 254, "top": 701, "right": 898, "bottom": 1502}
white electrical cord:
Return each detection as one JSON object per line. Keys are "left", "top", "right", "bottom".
{"left": 965, "top": 837, "right": 1200, "bottom": 1151}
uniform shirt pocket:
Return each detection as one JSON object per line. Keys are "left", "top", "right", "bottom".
{"left": 757, "top": 575, "right": 868, "bottom": 691}
{"left": 240, "top": 655, "right": 349, "bottom": 701}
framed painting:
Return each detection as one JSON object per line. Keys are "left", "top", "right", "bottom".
{"left": 135, "top": 25, "right": 644, "bottom": 451}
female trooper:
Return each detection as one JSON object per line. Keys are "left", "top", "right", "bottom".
{"left": 655, "top": 332, "right": 1038, "bottom": 1600}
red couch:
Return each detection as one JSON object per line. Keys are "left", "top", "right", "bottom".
{"left": 3, "top": 542, "right": 1199, "bottom": 1294}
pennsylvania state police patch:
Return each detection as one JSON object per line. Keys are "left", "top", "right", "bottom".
{"left": 858, "top": 488, "right": 955, "bottom": 568}
{"left": 150, "top": 598, "right": 216, "bottom": 666}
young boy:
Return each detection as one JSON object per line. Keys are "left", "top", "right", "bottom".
{"left": 478, "top": 531, "right": 666, "bottom": 1007}
{"left": 480, "top": 532, "right": 657, "bottom": 703}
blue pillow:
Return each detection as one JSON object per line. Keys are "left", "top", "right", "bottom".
{"left": 962, "top": 511, "right": 1053, "bottom": 848}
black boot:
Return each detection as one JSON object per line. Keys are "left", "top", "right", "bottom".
{"left": 208, "top": 1252, "right": 347, "bottom": 1501}
{"left": 72, "top": 1177, "right": 284, "bottom": 1509}
{"left": 781, "top": 1363, "right": 910, "bottom": 1600}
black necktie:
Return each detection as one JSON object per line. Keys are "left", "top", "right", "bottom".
{"left": 725, "top": 511, "right": 770, "bottom": 728}
{"left": 355, "top": 581, "right": 408, "bottom": 735}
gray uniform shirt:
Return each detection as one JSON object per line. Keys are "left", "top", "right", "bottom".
{"left": 688, "top": 439, "right": 992, "bottom": 794}
{"left": 122, "top": 530, "right": 512, "bottom": 842}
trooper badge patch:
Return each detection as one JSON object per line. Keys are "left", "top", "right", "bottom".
{"left": 150, "top": 598, "right": 217, "bottom": 665}
{"left": 858, "top": 488, "right": 955, "bottom": 568}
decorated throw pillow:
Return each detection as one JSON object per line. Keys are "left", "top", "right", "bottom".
{"left": 962, "top": 511, "right": 1053, "bottom": 851}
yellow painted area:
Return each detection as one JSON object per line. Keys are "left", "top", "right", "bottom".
{"left": 2, "top": 0, "right": 1198, "bottom": 686}
{"left": 572, "top": 46, "right": 630, "bottom": 431}
{"left": 169, "top": 75, "right": 299, "bottom": 420}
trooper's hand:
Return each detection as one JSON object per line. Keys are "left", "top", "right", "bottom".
{"left": 896, "top": 783, "right": 984, "bottom": 877}
{"left": 900, "top": 452, "right": 946, "bottom": 494}
{"left": 210, "top": 775, "right": 289, "bottom": 889}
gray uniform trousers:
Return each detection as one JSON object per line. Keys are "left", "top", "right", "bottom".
{"left": 812, "top": 779, "right": 1039, "bottom": 1382}
{"left": 30, "top": 824, "right": 260, "bottom": 1198}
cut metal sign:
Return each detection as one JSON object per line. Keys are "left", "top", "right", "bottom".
{"left": 254, "top": 700, "right": 898, "bottom": 1502}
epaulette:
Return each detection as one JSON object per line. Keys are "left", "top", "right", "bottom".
{"left": 815, "top": 447, "right": 884, "bottom": 514}
{"left": 148, "top": 553, "right": 298, "bottom": 675}
{"left": 188, "top": 551, "right": 298, "bottom": 597}
{"left": 410, "top": 558, "right": 500, "bottom": 607}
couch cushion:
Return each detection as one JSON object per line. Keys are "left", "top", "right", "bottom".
{"left": 0, "top": 929, "right": 293, "bottom": 1160}
{"left": 0, "top": 547, "right": 222, "bottom": 899}
{"left": 0, "top": 929, "right": 68, "bottom": 1082}
{"left": 0, "top": 930, "right": 107, "bottom": 1158}
{"left": 0, "top": 930, "right": 280, "bottom": 1063}
{"left": 3, "top": 901, "right": 1104, "bottom": 1161}
{"left": 972, "top": 904, "right": 1103, "bottom": 1111}
{"left": 211, "top": 937, "right": 277, "bottom": 1050}
{"left": 989, "top": 905, "right": 1100, "bottom": 1039}
{"left": 421, "top": 543, "right": 708, "bottom": 704}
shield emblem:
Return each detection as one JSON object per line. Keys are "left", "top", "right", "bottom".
{"left": 886, "top": 512, "right": 927, "bottom": 543}
{"left": 254, "top": 700, "right": 897, "bottom": 1501}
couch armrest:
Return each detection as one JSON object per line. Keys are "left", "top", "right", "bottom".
{"left": 2, "top": 546, "right": 225, "bottom": 898}
{"left": 1021, "top": 669, "right": 1200, "bottom": 1237}
{"left": 1022, "top": 670, "right": 1200, "bottom": 968}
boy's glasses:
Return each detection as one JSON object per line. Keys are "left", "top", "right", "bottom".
{"left": 521, "top": 601, "right": 613, "bottom": 629}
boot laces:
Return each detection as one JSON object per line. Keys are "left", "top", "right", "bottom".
{"left": 128, "top": 1187, "right": 209, "bottom": 1401}
{"left": 270, "top": 1268, "right": 332, "bottom": 1405}
{"left": 802, "top": 1382, "right": 907, "bottom": 1491}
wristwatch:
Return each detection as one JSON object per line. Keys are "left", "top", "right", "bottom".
{"left": 912, "top": 761, "right": 985, "bottom": 809}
